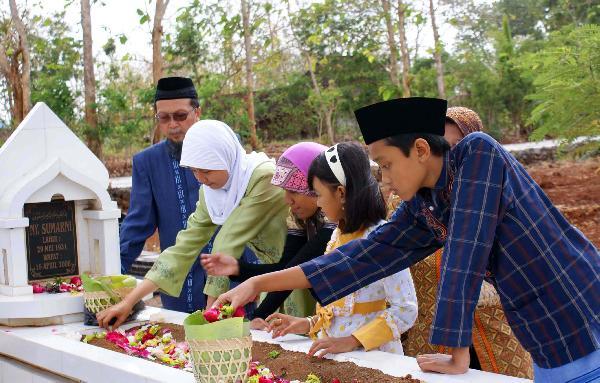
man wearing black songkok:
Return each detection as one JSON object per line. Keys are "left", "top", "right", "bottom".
{"left": 119, "top": 77, "right": 207, "bottom": 312}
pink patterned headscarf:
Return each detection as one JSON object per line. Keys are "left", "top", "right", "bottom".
{"left": 271, "top": 142, "right": 327, "bottom": 195}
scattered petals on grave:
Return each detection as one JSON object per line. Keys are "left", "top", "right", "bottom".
{"left": 31, "top": 276, "right": 83, "bottom": 294}
{"left": 82, "top": 323, "right": 193, "bottom": 371}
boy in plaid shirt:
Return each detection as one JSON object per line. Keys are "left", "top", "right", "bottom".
{"left": 215, "top": 98, "right": 599, "bottom": 382}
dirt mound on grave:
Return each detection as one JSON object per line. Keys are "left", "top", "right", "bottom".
{"left": 84, "top": 323, "right": 422, "bottom": 382}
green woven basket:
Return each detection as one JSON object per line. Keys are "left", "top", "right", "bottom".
{"left": 83, "top": 287, "right": 133, "bottom": 314}
{"left": 188, "top": 335, "right": 252, "bottom": 383}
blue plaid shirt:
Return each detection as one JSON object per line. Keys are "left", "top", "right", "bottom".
{"left": 300, "top": 132, "right": 600, "bottom": 368}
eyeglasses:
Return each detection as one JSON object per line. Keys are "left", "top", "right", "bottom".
{"left": 154, "top": 108, "right": 196, "bottom": 124}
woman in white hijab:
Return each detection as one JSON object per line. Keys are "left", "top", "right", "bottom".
{"left": 98, "top": 120, "right": 288, "bottom": 327}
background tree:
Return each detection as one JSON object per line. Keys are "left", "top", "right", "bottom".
{"left": 150, "top": 0, "right": 169, "bottom": 144}
{"left": 29, "top": 12, "right": 81, "bottom": 125}
{"left": 81, "top": 0, "right": 101, "bottom": 157}
{"left": 428, "top": 0, "right": 445, "bottom": 98}
{"left": 0, "top": 0, "right": 32, "bottom": 125}
{"left": 397, "top": 0, "right": 411, "bottom": 96}
{"left": 381, "top": 0, "right": 401, "bottom": 90}
{"left": 152, "top": 0, "right": 169, "bottom": 84}
{"left": 2, "top": 0, "right": 598, "bottom": 153}
{"left": 520, "top": 25, "right": 600, "bottom": 147}
{"left": 241, "top": 0, "right": 259, "bottom": 149}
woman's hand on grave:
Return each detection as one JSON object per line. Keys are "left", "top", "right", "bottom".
{"left": 307, "top": 335, "right": 361, "bottom": 358}
{"left": 200, "top": 253, "right": 240, "bottom": 276}
{"left": 266, "top": 313, "right": 310, "bottom": 338}
{"left": 96, "top": 300, "right": 133, "bottom": 330}
{"left": 416, "top": 347, "right": 470, "bottom": 374}
{"left": 96, "top": 279, "right": 158, "bottom": 330}
{"left": 249, "top": 318, "right": 269, "bottom": 330}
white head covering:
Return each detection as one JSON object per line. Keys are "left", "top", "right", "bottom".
{"left": 324, "top": 144, "right": 346, "bottom": 186}
{"left": 180, "top": 120, "right": 271, "bottom": 225}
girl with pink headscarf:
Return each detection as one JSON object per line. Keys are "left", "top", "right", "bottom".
{"left": 201, "top": 142, "right": 337, "bottom": 329}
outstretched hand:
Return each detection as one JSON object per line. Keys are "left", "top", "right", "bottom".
{"left": 307, "top": 336, "right": 360, "bottom": 358}
{"left": 265, "top": 313, "right": 309, "bottom": 338}
{"left": 212, "top": 277, "right": 259, "bottom": 310}
{"left": 200, "top": 253, "right": 240, "bottom": 276}
{"left": 249, "top": 318, "right": 269, "bottom": 330}
{"left": 416, "top": 347, "right": 470, "bottom": 374}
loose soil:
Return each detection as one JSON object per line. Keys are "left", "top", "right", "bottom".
{"left": 526, "top": 159, "right": 600, "bottom": 246}
{"left": 84, "top": 323, "right": 421, "bottom": 382}
{"left": 252, "top": 341, "right": 421, "bottom": 382}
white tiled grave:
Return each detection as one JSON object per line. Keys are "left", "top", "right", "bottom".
{"left": 0, "top": 102, "right": 121, "bottom": 325}
{"left": 0, "top": 307, "right": 531, "bottom": 383}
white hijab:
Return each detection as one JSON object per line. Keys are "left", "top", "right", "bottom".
{"left": 180, "top": 120, "right": 271, "bottom": 225}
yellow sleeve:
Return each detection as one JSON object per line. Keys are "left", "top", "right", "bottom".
{"left": 203, "top": 163, "right": 288, "bottom": 297}
{"left": 352, "top": 316, "right": 395, "bottom": 351}
{"left": 145, "top": 188, "right": 217, "bottom": 297}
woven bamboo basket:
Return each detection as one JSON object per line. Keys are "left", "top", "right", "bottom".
{"left": 83, "top": 287, "right": 134, "bottom": 314}
{"left": 187, "top": 336, "right": 252, "bottom": 383}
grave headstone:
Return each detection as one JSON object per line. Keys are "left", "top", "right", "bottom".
{"left": 0, "top": 102, "right": 121, "bottom": 325}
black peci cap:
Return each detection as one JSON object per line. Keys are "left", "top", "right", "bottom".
{"left": 354, "top": 97, "right": 448, "bottom": 144}
{"left": 154, "top": 76, "right": 198, "bottom": 102}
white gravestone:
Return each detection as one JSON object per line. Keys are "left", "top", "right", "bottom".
{"left": 0, "top": 102, "right": 121, "bottom": 325}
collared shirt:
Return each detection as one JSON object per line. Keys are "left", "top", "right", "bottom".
{"left": 300, "top": 132, "right": 600, "bottom": 368}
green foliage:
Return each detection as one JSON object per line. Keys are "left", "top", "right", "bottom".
{"left": 1, "top": 0, "right": 598, "bottom": 153}
{"left": 519, "top": 25, "right": 600, "bottom": 144}
{"left": 495, "top": 15, "right": 533, "bottom": 138}
{"left": 29, "top": 13, "right": 81, "bottom": 125}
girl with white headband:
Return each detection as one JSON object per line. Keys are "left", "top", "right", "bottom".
{"left": 97, "top": 120, "right": 288, "bottom": 328}
{"left": 266, "top": 142, "right": 417, "bottom": 356}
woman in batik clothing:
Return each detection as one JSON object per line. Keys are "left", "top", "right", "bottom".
{"left": 267, "top": 142, "right": 417, "bottom": 356}
{"left": 201, "top": 142, "right": 337, "bottom": 325}
{"left": 402, "top": 107, "right": 534, "bottom": 379}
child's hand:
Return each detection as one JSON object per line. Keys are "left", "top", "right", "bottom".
{"left": 249, "top": 318, "right": 269, "bottom": 330}
{"left": 212, "top": 278, "right": 258, "bottom": 309}
{"left": 308, "top": 336, "right": 360, "bottom": 358}
{"left": 200, "top": 253, "right": 240, "bottom": 276}
{"left": 266, "top": 313, "right": 310, "bottom": 338}
{"left": 416, "top": 347, "right": 470, "bottom": 374}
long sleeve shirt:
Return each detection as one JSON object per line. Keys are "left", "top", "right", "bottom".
{"left": 145, "top": 161, "right": 289, "bottom": 298}
{"left": 234, "top": 226, "right": 334, "bottom": 319}
{"left": 119, "top": 141, "right": 200, "bottom": 273}
{"left": 300, "top": 132, "right": 600, "bottom": 368}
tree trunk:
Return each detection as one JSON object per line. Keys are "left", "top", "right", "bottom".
{"left": 2, "top": 0, "right": 32, "bottom": 125}
{"left": 241, "top": 0, "right": 259, "bottom": 149}
{"left": 306, "top": 55, "right": 334, "bottom": 144}
{"left": 81, "top": 0, "right": 101, "bottom": 158}
{"left": 324, "top": 107, "right": 335, "bottom": 146}
{"left": 413, "top": 26, "right": 422, "bottom": 65}
{"left": 429, "top": 0, "right": 446, "bottom": 98}
{"left": 0, "top": 49, "right": 19, "bottom": 124}
{"left": 152, "top": 0, "right": 169, "bottom": 145}
{"left": 381, "top": 0, "right": 400, "bottom": 89}
{"left": 152, "top": 0, "right": 169, "bottom": 85}
{"left": 397, "top": 0, "right": 411, "bottom": 97}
